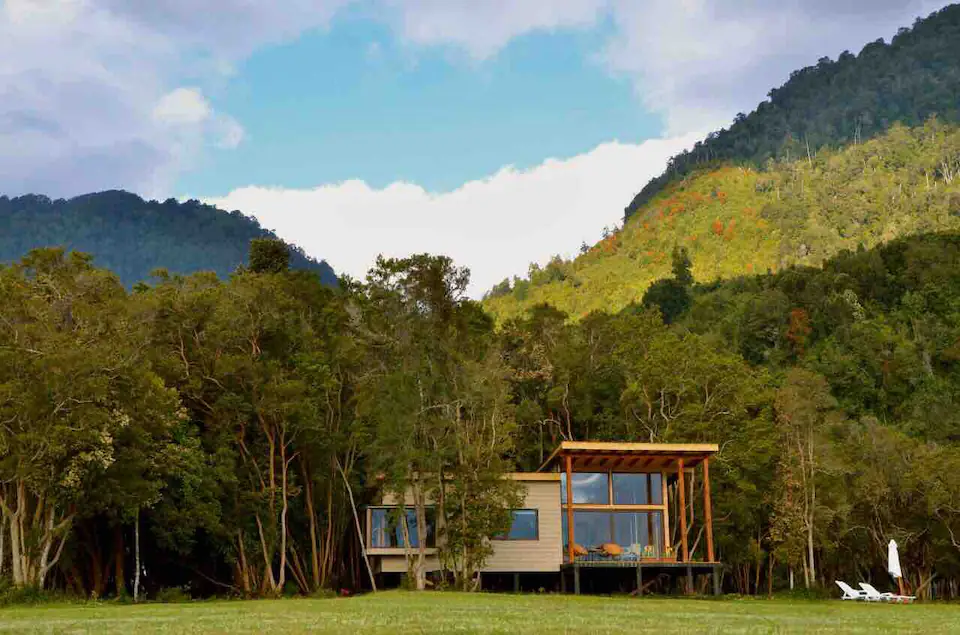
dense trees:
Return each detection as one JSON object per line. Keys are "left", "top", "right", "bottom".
{"left": 3, "top": 233, "right": 960, "bottom": 598}
{"left": 0, "top": 191, "right": 336, "bottom": 287}
{"left": 625, "top": 4, "right": 960, "bottom": 219}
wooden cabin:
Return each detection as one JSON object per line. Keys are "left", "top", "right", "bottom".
{"left": 363, "top": 441, "right": 720, "bottom": 594}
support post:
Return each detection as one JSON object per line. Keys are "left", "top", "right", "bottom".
{"left": 703, "top": 457, "right": 715, "bottom": 563}
{"left": 661, "top": 472, "right": 670, "bottom": 556}
{"left": 712, "top": 567, "right": 721, "bottom": 596}
{"left": 565, "top": 454, "right": 575, "bottom": 564}
{"left": 514, "top": 573, "right": 520, "bottom": 593}
{"left": 636, "top": 565, "right": 643, "bottom": 596}
{"left": 677, "top": 459, "right": 689, "bottom": 564}
{"left": 560, "top": 570, "right": 566, "bottom": 593}
{"left": 686, "top": 566, "right": 693, "bottom": 595}
{"left": 574, "top": 565, "right": 581, "bottom": 595}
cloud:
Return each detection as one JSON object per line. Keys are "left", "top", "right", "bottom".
{"left": 601, "top": 0, "right": 952, "bottom": 135}
{"left": 379, "top": 0, "right": 952, "bottom": 133}
{"left": 207, "top": 133, "right": 702, "bottom": 297}
{"left": 0, "top": 0, "right": 346, "bottom": 198}
{"left": 381, "top": 0, "right": 608, "bottom": 59}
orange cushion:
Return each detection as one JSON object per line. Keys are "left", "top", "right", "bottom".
{"left": 573, "top": 544, "right": 589, "bottom": 557}
{"left": 601, "top": 542, "right": 623, "bottom": 556}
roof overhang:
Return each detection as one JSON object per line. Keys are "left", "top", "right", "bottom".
{"left": 538, "top": 441, "right": 719, "bottom": 473}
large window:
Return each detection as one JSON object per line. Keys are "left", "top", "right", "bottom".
{"left": 563, "top": 511, "right": 663, "bottom": 558}
{"left": 561, "top": 472, "right": 610, "bottom": 504}
{"left": 494, "top": 509, "right": 539, "bottom": 540}
{"left": 369, "top": 507, "right": 436, "bottom": 548}
{"left": 613, "top": 473, "right": 663, "bottom": 505}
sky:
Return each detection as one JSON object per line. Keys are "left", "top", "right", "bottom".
{"left": 1, "top": 0, "right": 952, "bottom": 295}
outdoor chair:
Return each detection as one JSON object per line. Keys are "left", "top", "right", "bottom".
{"left": 858, "top": 582, "right": 915, "bottom": 603}
{"left": 835, "top": 580, "right": 867, "bottom": 600}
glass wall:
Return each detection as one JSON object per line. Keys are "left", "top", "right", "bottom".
{"left": 612, "top": 473, "right": 663, "bottom": 505}
{"left": 561, "top": 472, "right": 609, "bottom": 504}
{"left": 369, "top": 508, "right": 437, "bottom": 548}
{"left": 562, "top": 511, "right": 663, "bottom": 558}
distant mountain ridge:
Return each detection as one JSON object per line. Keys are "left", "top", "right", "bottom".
{"left": 625, "top": 3, "right": 960, "bottom": 219}
{"left": 0, "top": 190, "right": 336, "bottom": 286}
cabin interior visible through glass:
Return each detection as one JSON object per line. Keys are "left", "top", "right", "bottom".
{"left": 546, "top": 442, "right": 717, "bottom": 566}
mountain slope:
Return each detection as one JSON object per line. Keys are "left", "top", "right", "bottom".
{"left": 485, "top": 120, "right": 960, "bottom": 321}
{"left": 0, "top": 190, "right": 336, "bottom": 285}
{"left": 626, "top": 3, "right": 960, "bottom": 219}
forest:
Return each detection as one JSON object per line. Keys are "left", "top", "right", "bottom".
{"left": 486, "top": 119, "right": 960, "bottom": 320}
{"left": 0, "top": 190, "right": 336, "bottom": 287}
{"left": 624, "top": 4, "right": 960, "bottom": 218}
{"left": 2, "top": 235, "right": 960, "bottom": 600}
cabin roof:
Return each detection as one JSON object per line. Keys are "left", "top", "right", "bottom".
{"left": 538, "top": 441, "right": 719, "bottom": 473}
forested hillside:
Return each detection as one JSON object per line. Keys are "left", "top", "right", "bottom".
{"left": 625, "top": 3, "right": 960, "bottom": 218}
{"left": 0, "top": 190, "right": 336, "bottom": 286}
{"left": 501, "top": 232, "right": 960, "bottom": 596}
{"left": 486, "top": 120, "right": 960, "bottom": 320}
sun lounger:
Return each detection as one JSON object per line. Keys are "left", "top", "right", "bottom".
{"left": 858, "top": 582, "right": 916, "bottom": 603}
{"left": 835, "top": 580, "right": 867, "bottom": 600}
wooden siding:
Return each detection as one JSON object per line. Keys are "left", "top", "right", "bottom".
{"left": 483, "top": 480, "right": 562, "bottom": 573}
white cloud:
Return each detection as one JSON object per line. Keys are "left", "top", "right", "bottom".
{"left": 602, "top": 0, "right": 952, "bottom": 135}
{"left": 381, "top": 0, "right": 607, "bottom": 59}
{"left": 207, "top": 133, "right": 701, "bottom": 297}
{"left": 153, "top": 88, "right": 212, "bottom": 125}
{"left": 379, "top": 0, "right": 952, "bottom": 133}
{"left": 0, "top": 0, "right": 346, "bottom": 198}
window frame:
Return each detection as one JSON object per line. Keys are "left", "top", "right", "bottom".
{"left": 493, "top": 509, "right": 540, "bottom": 541}
{"left": 367, "top": 505, "right": 437, "bottom": 549}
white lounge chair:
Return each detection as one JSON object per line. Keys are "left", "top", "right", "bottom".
{"left": 835, "top": 580, "right": 867, "bottom": 600}
{"left": 859, "top": 582, "right": 916, "bottom": 603}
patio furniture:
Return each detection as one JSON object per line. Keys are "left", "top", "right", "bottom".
{"left": 835, "top": 580, "right": 867, "bottom": 600}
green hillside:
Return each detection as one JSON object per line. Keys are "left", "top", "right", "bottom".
{"left": 626, "top": 3, "right": 960, "bottom": 219}
{"left": 485, "top": 120, "right": 960, "bottom": 320}
{"left": 0, "top": 190, "right": 337, "bottom": 286}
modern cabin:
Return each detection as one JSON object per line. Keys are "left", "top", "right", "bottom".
{"left": 363, "top": 441, "right": 720, "bottom": 594}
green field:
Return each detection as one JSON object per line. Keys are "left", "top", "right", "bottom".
{"left": 0, "top": 592, "right": 958, "bottom": 634}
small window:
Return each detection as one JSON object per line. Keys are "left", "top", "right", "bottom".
{"left": 495, "top": 509, "right": 539, "bottom": 540}
{"left": 369, "top": 507, "right": 436, "bottom": 548}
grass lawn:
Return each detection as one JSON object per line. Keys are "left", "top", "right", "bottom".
{"left": 0, "top": 591, "right": 957, "bottom": 634}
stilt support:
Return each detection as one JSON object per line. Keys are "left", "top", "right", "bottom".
{"left": 712, "top": 567, "right": 721, "bottom": 596}
{"left": 574, "top": 565, "right": 581, "bottom": 595}
{"left": 513, "top": 573, "right": 520, "bottom": 593}
{"left": 686, "top": 566, "right": 693, "bottom": 594}
{"left": 636, "top": 565, "right": 643, "bottom": 596}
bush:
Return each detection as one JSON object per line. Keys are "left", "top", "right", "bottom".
{"left": 0, "top": 584, "right": 77, "bottom": 606}
{"left": 155, "top": 586, "right": 192, "bottom": 603}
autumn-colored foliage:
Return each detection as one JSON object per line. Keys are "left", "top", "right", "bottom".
{"left": 786, "top": 308, "right": 812, "bottom": 355}
{"left": 712, "top": 219, "right": 724, "bottom": 236}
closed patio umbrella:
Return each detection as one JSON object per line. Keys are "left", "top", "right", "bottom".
{"left": 888, "top": 539, "right": 905, "bottom": 595}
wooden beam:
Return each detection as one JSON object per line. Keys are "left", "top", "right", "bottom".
{"left": 607, "top": 456, "right": 627, "bottom": 471}
{"left": 661, "top": 473, "right": 671, "bottom": 553}
{"left": 703, "top": 457, "right": 715, "bottom": 563}
{"left": 566, "top": 504, "right": 666, "bottom": 511}
{"left": 565, "top": 454, "right": 575, "bottom": 564}
{"left": 677, "top": 458, "right": 689, "bottom": 564}
{"left": 625, "top": 456, "right": 643, "bottom": 468}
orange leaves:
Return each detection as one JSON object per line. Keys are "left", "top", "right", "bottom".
{"left": 723, "top": 219, "right": 737, "bottom": 241}
{"left": 712, "top": 219, "right": 724, "bottom": 236}
{"left": 786, "top": 308, "right": 812, "bottom": 356}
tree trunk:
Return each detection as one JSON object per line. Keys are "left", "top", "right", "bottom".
{"left": 133, "top": 514, "right": 141, "bottom": 602}
{"left": 114, "top": 524, "right": 125, "bottom": 596}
